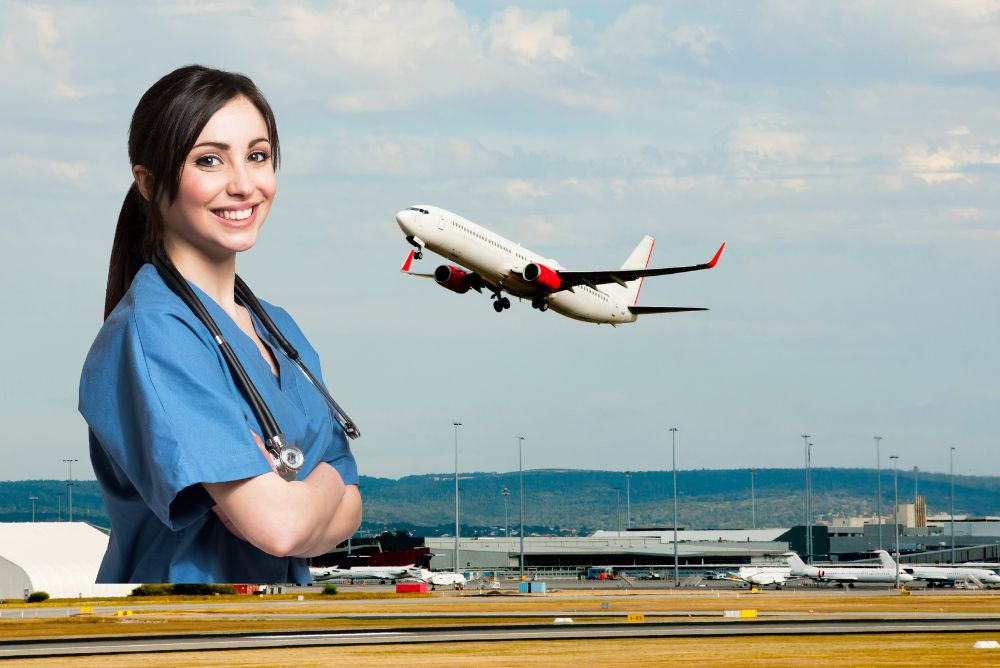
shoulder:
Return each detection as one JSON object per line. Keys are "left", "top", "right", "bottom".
{"left": 254, "top": 297, "right": 322, "bottom": 367}
{"left": 82, "top": 265, "right": 216, "bottom": 379}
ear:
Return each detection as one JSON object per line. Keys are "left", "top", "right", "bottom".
{"left": 132, "top": 165, "right": 153, "bottom": 201}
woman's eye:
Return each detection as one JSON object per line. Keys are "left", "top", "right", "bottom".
{"left": 195, "top": 155, "right": 222, "bottom": 168}
{"left": 249, "top": 150, "right": 270, "bottom": 163}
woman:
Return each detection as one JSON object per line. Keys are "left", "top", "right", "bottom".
{"left": 79, "top": 65, "right": 361, "bottom": 584}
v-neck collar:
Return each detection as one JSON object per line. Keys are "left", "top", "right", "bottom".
{"left": 185, "top": 278, "right": 290, "bottom": 392}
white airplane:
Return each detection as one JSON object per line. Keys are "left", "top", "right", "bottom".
{"left": 396, "top": 205, "right": 724, "bottom": 325}
{"left": 785, "top": 550, "right": 914, "bottom": 587}
{"left": 310, "top": 552, "right": 433, "bottom": 583}
{"left": 730, "top": 565, "right": 796, "bottom": 589}
{"left": 413, "top": 569, "right": 468, "bottom": 590}
{"left": 902, "top": 563, "right": 1000, "bottom": 587}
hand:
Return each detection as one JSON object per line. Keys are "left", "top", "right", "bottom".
{"left": 213, "top": 505, "right": 249, "bottom": 542}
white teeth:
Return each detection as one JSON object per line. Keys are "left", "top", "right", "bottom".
{"left": 216, "top": 207, "right": 253, "bottom": 221}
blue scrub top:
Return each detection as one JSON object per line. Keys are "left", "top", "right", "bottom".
{"left": 79, "top": 264, "right": 358, "bottom": 584}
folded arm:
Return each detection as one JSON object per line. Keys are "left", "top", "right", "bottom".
{"left": 204, "top": 462, "right": 359, "bottom": 558}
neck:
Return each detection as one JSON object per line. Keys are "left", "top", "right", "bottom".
{"left": 163, "top": 239, "right": 240, "bottom": 317}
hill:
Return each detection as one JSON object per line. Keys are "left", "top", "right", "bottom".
{"left": 2, "top": 468, "right": 997, "bottom": 535}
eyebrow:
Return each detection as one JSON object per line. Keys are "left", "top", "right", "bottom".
{"left": 191, "top": 137, "right": 271, "bottom": 151}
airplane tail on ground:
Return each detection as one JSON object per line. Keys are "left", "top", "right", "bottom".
{"left": 619, "top": 236, "right": 654, "bottom": 305}
{"left": 784, "top": 552, "right": 807, "bottom": 574}
{"left": 876, "top": 550, "right": 897, "bottom": 570}
{"left": 414, "top": 552, "right": 434, "bottom": 570}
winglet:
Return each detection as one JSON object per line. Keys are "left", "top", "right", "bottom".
{"left": 401, "top": 249, "right": 415, "bottom": 273}
{"left": 706, "top": 242, "right": 726, "bottom": 269}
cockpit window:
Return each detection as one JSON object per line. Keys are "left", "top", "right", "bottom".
{"left": 407, "top": 207, "right": 430, "bottom": 214}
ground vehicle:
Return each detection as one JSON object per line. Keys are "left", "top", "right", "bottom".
{"left": 585, "top": 566, "right": 616, "bottom": 580}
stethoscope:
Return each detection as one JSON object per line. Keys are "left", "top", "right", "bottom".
{"left": 152, "top": 249, "right": 361, "bottom": 482}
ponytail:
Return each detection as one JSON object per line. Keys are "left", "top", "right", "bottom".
{"left": 104, "top": 183, "right": 159, "bottom": 320}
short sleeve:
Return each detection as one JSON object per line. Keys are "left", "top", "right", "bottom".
{"left": 81, "top": 308, "right": 273, "bottom": 531}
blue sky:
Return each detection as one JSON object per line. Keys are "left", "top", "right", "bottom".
{"left": 1, "top": 1, "right": 998, "bottom": 482}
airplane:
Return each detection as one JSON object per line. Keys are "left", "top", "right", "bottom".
{"left": 729, "top": 565, "right": 796, "bottom": 589}
{"left": 902, "top": 563, "right": 1000, "bottom": 587}
{"left": 785, "top": 550, "right": 914, "bottom": 587}
{"left": 412, "top": 569, "right": 468, "bottom": 590}
{"left": 396, "top": 205, "right": 724, "bottom": 325}
{"left": 310, "top": 552, "right": 433, "bottom": 583}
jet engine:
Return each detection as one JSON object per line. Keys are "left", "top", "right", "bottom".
{"left": 522, "top": 262, "right": 561, "bottom": 291}
{"left": 434, "top": 265, "right": 473, "bottom": 294}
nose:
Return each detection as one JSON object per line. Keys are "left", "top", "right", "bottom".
{"left": 396, "top": 209, "right": 416, "bottom": 234}
{"left": 227, "top": 162, "right": 254, "bottom": 197}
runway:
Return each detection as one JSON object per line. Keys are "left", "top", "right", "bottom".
{"left": 4, "top": 617, "right": 1000, "bottom": 659}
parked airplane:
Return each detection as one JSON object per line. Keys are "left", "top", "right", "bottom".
{"left": 785, "top": 550, "right": 914, "bottom": 587}
{"left": 730, "top": 565, "right": 796, "bottom": 589}
{"left": 310, "top": 552, "right": 433, "bottom": 583}
{"left": 902, "top": 563, "right": 1000, "bottom": 587}
{"left": 396, "top": 205, "right": 724, "bottom": 325}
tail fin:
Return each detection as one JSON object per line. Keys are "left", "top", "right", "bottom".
{"left": 619, "top": 236, "right": 654, "bottom": 305}
{"left": 875, "top": 549, "right": 896, "bottom": 569}
{"left": 414, "top": 552, "right": 433, "bottom": 570}
{"left": 784, "top": 551, "right": 807, "bottom": 574}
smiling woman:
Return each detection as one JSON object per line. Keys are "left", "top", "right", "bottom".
{"left": 78, "top": 66, "right": 361, "bottom": 584}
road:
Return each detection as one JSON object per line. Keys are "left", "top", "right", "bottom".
{"left": 3, "top": 617, "right": 1000, "bottom": 658}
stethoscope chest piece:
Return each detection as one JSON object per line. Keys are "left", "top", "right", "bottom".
{"left": 267, "top": 433, "right": 304, "bottom": 482}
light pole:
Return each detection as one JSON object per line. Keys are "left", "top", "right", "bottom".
{"left": 670, "top": 427, "right": 679, "bottom": 588}
{"left": 56, "top": 492, "right": 63, "bottom": 522}
{"left": 890, "top": 454, "right": 900, "bottom": 588}
{"left": 63, "top": 459, "right": 78, "bottom": 522}
{"left": 913, "top": 466, "right": 919, "bottom": 526}
{"left": 807, "top": 441, "right": 814, "bottom": 562}
{"left": 750, "top": 467, "right": 756, "bottom": 530}
{"left": 625, "top": 471, "right": 632, "bottom": 530}
{"left": 501, "top": 487, "right": 510, "bottom": 537}
{"left": 613, "top": 487, "right": 622, "bottom": 537}
{"left": 518, "top": 435, "right": 525, "bottom": 579}
{"left": 29, "top": 496, "right": 38, "bottom": 522}
{"left": 950, "top": 447, "right": 956, "bottom": 564}
{"left": 453, "top": 422, "right": 461, "bottom": 575}
{"left": 800, "top": 434, "right": 810, "bottom": 562}
{"left": 874, "top": 436, "right": 882, "bottom": 552}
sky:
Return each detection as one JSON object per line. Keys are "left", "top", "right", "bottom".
{"left": 1, "top": 1, "right": 998, "bottom": 482}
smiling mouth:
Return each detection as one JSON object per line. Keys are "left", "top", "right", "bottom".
{"left": 213, "top": 205, "right": 257, "bottom": 221}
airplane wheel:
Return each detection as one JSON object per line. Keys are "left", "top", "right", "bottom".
{"left": 539, "top": 302, "right": 549, "bottom": 312}
{"left": 493, "top": 301, "right": 504, "bottom": 313}
{"left": 500, "top": 297, "right": 511, "bottom": 309}
{"left": 415, "top": 251, "right": 423, "bottom": 260}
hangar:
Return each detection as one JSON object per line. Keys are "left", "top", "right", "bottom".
{"left": 0, "top": 522, "right": 132, "bottom": 599}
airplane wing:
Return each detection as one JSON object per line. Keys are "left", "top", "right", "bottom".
{"left": 552, "top": 243, "right": 725, "bottom": 291}
{"left": 629, "top": 306, "right": 708, "bottom": 314}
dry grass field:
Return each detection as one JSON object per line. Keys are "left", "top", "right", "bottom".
{"left": 4, "top": 634, "right": 1000, "bottom": 667}
{"left": 3, "top": 589, "right": 1000, "bottom": 666}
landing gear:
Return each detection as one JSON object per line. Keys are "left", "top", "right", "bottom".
{"left": 531, "top": 297, "right": 549, "bottom": 311}
{"left": 414, "top": 250, "right": 423, "bottom": 260}
{"left": 492, "top": 296, "right": 511, "bottom": 312}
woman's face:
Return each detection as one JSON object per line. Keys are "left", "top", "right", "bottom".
{"left": 158, "top": 96, "right": 276, "bottom": 261}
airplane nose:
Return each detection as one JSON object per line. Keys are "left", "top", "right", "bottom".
{"left": 396, "top": 209, "right": 415, "bottom": 234}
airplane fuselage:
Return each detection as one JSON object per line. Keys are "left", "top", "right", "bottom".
{"left": 397, "top": 206, "right": 639, "bottom": 324}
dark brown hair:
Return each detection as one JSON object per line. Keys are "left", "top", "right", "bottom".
{"left": 104, "top": 65, "right": 280, "bottom": 319}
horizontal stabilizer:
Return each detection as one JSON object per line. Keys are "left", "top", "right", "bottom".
{"left": 628, "top": 306, "right": 708, "bottom": 315}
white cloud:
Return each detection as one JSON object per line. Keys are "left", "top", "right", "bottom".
{"left": 0, "top": 4, "right": 88, "bottom": 100}
{"left": 504, "top": 179, "right": 549, "bottom": 200}
{"left": 727, "top": 115, "right": 808, "bottom": 175}
{"left": 487, "top": 7, "right": 573, "bottom": 64}
{"left": 948, "top": 126, "right": 971, "bottom": 136}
